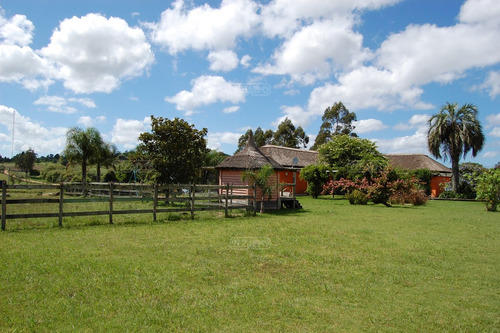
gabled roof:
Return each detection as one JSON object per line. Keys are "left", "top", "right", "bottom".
{"left": 216, "top": 133, "right": 283, "bottom": 170}
{"left": 260, "top": 145, "right": 319, "bottom": 168}
{"left": 385, "top": 154, "right": 452, "bottom": 173}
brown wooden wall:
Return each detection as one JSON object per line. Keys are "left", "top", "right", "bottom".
{"left": 219, "top": 170, "right": 279, "bottom": 201}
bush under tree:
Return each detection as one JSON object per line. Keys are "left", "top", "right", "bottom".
{"left": 475, "top": 169, "right": 500, "bottom": 211}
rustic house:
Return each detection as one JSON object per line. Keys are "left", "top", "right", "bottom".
{"left": 385, "top": 154, "right": 452, "bottom": 197}
{"left": 259, "top": 145, "right": 319, "bottom": 194}
{"left": 215, "top": 134, "right": 303, "bottom": 210}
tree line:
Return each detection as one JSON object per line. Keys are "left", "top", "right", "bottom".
{"left": 3, "top": 101, "right": 498, "bottom": 208}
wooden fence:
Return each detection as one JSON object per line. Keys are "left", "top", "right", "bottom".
{"left": 0, "top": 181, "right": 257, "bottom": 230}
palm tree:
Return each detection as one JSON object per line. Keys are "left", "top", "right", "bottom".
{"left": 64, "top": 127, "right": 104, "bottom": 190}
{"left": 242, "top": 164, "right": 274, "bottom": 213}
{"left": 428, "top": 102, "right": 485, "bottom": 193}
{"left": 93, "top": 142, "right": 118, "bottom": 182}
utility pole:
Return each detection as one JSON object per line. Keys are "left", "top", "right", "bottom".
{"left": 11, "top": 110, "right": 15, "bottom": 158}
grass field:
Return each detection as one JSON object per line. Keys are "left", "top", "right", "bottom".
{"left": 0, "top": 197, "right": 499, "bottom": 331}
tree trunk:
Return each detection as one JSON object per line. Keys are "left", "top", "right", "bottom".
{"left": 451, "top": 155, "right": 460, "bottom": 194}
{"left": 260, "top": 195, "right": 264, "bottom": 213}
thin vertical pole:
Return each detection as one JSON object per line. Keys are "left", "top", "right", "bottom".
{"left": 1, "top": 180, "right": 6, "bottom": 231}
{"left": 58, "top": 183, "right": 64, "bottom": 227}
{"left": 109, "top": 182, "right": 114, "bottom": 224}
{"left": 293, "top": 172, "right": 296, "bottom": 209}
{"left": 153, "top": 182, "right": 158, "bottom": 222}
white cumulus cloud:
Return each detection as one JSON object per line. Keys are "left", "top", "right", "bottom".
{"left": 165, "top": 75, "right": 246, "bottom": 114}
{"left": 34, "top": 95, "right": 96, "bottom": 114}
{"left": 147, "top": 0, "right": 259, "bottom": 54}
{"left": 41, "top": 13, "right": 154, "bottom": 93}
{"left": 208, "top": 50, "right": 239, "bottom": 72}
{"left": 111, "top": 117, "right": 150, "bottom": 149}
{"left": 354, "top": 119, "right": 388, "bottom": 133}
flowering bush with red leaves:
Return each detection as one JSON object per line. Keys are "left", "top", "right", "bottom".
{"left": 322, "top": 169, "right": 426, "bottom": 206}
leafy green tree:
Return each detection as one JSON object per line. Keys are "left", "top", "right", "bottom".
{"left": 428, "top": 102, "right": 485, "bottom": 193}
{"left": 137, "top": 116, "right": 208, "bottom": 184}
{"left": 14, "top": 148, "right": 37, "bottom": 177}
{"left": 311, "top": 102, "right": 357, "bottom": 150}
{"left": 457, "top": 162, "right": 486, "bottom": 199}
{"left": 318, "top": 134, "right": 387, "bottom": 179}
{"left": 476, "top": 169, "right": 500, "bottom": 211}
{"left": 299, "top": 164, "right": 329, "bottom": 198}
{"left": 64, "top": 127, "right": 104, "bottom": 186}
{"left": 236, "top": 127, "right": 274, "bottom": 152}
{"left": 242, "top": 164, "right": 275, "bottom": 213}
{"left": 272, "top": 118, "right": 309, "bottom": 148}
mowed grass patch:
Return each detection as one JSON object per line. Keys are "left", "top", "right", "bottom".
{"left": 0, "top": 197, "right": 499, "bottom": 331}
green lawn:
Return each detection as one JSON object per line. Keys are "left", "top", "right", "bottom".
{"left": 0, "top": 197, "right": 499, "bottom": 332}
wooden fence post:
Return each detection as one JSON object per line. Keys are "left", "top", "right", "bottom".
{"left": 109, "top": 182, "right": 114, "bottom": 224}
{"left": 58, "top": 183, "right": 64, "bottom": 227}
{"left": 253, "top": 184, "right": 257, "bottom": 216}
{"left": 230, "top": 183, "right": 233, "bottom": 213}
{"left": 153, "top": 182, "right": 158, "bottom": 222}
{"left": 1, "top": 180, "right": 6, "bottom": 231}
{"left": 190, "top": 184, "right": 195, "bottom": 220}
{"left": 224, "top": 184, "right": 229, "bottom": 218}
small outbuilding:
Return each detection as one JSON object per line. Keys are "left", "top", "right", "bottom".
{"left": 215, "top": 134, "right": 303, "bottom": 210}
{"left": 385, "top": 154, "right": 452, "bottom": 197}
{"left": 259, "top": 145, "right": 319, "bottom": 194}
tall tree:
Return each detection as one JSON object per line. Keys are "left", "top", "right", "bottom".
{"left": 64, "top": 127, "right": 103, "bottom": 186}
{"left": 137, "top": 116, "right": 208, "bottom": 184}
{"left": 311, "top": 102, "right": 357, "bottom": 150}
{"left": 428, "top": 102, "right": 485, "bottom": 193}
{"left": 14, "top": 148, "right": 37, "bottom": 177}
{"left": 272, "top": 118, "right": 309, "bottom": 148}
{"left": 236, "top": 127, "right": 273, "bottom": 152}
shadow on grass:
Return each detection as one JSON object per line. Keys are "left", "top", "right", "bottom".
{"left": 262, "top": 208, "right": 309, "bottom": 216}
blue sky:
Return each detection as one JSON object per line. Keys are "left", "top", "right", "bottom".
{"left": 1, "top": 0, "right": 499, "bottom": 167}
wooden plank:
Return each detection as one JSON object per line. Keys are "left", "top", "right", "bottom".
{"left": 7, "top": 198, "right": 60, "bottom": 204}
{"left": 62, "top": 211, "right": 109, "bottom": 217}
{"left": 59, "top": 183, "right": 63, "bottom": 227}
{"left": 1, "top": 181, "right": 6, "bottom": 230}
{"left": 8, "top": 184, "right": 59, "bottom": 190}
{"left": 109, "top": 182, "right": 113, "bottom": 224}
{"left": 63, "top": 198, "right": 109, "bottom": 203}
{"left": 6, "top": 212, "right": 61, "bottom": 219}
{"left": 190, "top": 184, "right": 195, "bottom": 219}
{"left": 153, "top": 182, "right": 158, "bottom": 222}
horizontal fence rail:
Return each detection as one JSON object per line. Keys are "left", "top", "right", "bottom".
{"left": 0, "top": 181, "right": 256, "bottom": 230}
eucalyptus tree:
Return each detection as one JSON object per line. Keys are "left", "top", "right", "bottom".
{"left": 311, "top": 101, "right": 357, "bottom": 150}
{"left": 427, "top": 102, "right": 485, "bottom": 193}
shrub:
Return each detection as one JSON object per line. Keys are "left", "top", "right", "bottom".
{"left": 300, "top": 164, "right": 329, "bottom": 199}
{"left": 475, "top": 169, "right": 500, "bottom": 212}
{"left": 104, "top": 170, "right": 119, "bottom": 182}
{"left": 410, "top": 169, "right": 432, "bottom": 195}
{"left": 408, "top": 189, "right": 428, "bottom": 206}
{"left": 345, "top": 189, "right": 368, "bottom": 205}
